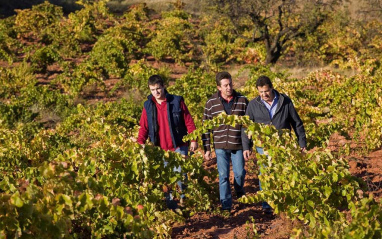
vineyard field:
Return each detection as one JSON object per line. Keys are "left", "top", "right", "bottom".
{"left": 0, "top": 1, "right": 381, "bottom": 238}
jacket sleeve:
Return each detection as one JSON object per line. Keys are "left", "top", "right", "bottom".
{"left": 180, "top": 100, "right": 197, "bottom": 141}
{"left": 288, "top": 101, "right": 307, "bottom": 148}
{"left": 241, "top": 102, "right": 254, "bottom": 151}
{"left": 137, "top": 108, "right": 149, "bottom": 145}
{"left": 202, "top": 101, "right": 212, "bottom": 152}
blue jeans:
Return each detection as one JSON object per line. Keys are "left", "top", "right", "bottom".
{"left": 256, "top": 147, "right": 271, "bottom": 209}
{"left": 215, "top": 149, "right": 246, "bottom": 210}
{"left": 164, "top": 145, "right": 188, "bottom": 209}
{"left": 174, "top": 145, "right": 188, "bottom": 196}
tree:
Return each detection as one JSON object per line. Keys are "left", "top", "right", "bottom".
{"left": 358, "top": 0, "right": 382, "bottom": 19}
{"left": 208, "top": 0, "right": 343, "bottom": 64}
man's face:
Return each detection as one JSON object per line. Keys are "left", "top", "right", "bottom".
{"left": 149, "top": 83, "right": 165, "bottom": 101}
{"left": 257, "top": 84, "right": 274, "bottom": 102}
{"left": 217, "top": 79, "right": 233, "bottom": 99}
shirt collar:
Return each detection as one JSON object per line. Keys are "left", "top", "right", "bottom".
{"left": 151, "top": 96, "right": 167, "bottom": 105}
{"left": 261, "top": 89, "right": 278, "bottom": 106}
{"left": 218, "top": 91, "right": 235, "bottom": 103}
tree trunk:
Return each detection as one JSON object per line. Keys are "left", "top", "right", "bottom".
{"left": 265, "top": 47, "right": 282, "bottom": 65}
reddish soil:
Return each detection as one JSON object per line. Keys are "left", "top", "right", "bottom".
{"left": 329, "top": 133, "right": 382, "bottom": 200}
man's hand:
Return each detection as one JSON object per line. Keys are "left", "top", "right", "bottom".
{"left": 204, "top": 150, "right": 211, "bottom": 160}
{"left": 243, "top": 150, "right": 251, "bottom": 161}
{"left": 190, "top": 141, "right": 198, "bottom": 151}
{"left": 301, "top": 147, "right": 306, "bottom": 153}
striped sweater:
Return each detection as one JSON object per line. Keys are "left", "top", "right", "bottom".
{"left": 202, "top": 90, "right": 248, "bottom": 151}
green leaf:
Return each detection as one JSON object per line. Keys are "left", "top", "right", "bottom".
{"left": 309, "top": 213, "right": 316, "bottom": 228}
{"left": 170, "top": 176, "right": 178, "bottom": 184}
{"left": 152, "top": 164, "right": 161, "bottom": 170}
{"left": 99, "top": 197, "right": 109, "bottom": 213}
{"left": 324, "top": 186, "right": 332, "bottom": 198}
{"left": 78, "top": 193, "right": 94, "bottom": 212}
{"left": 60, "top": 194, "right": 72, "bottom": 206}
{"left": 264, "top": 127, "right": 272, "bottom": 135}
{"left": 332, "top": 173, "right": 338, "bottom": 182}
{"left": 131, "top": 161, "right": 138, "bottom": 175}
{"left": 11, "top": 193, "right": 24, "bottom": 208}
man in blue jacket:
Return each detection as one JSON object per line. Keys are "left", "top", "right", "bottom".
{"left": 242, "top": 75, "right": 306, "bottom": 213}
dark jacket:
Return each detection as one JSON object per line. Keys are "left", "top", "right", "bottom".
{"left": 202, "top": 90, "right": 248, "bottom": 151}
{"left": 242, "top": 89, "right": 306, "bottom": 150}
{"left": 144, "top": 92, "right": 188, "bottom": 148}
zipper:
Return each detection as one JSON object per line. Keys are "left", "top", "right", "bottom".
{"left": 226, "top": 95, "right": 238, "bottom": 148}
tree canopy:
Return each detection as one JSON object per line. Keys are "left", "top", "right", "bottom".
{"left": 208, "top": 0, "right": 343, "bottom": 64}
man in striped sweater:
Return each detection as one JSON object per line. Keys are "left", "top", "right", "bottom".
{"left": 202, "top": 72, "right": 249, "bottom": 212}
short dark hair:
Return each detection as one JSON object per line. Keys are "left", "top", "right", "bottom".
{"left": 256, "top": 76, "right": 273, "bottom": 88}
{"left": 216, "top": 72, "right": 232, "bottom": 86}
{"left": 148, "top": 75, "right": 164, "bottom": 86}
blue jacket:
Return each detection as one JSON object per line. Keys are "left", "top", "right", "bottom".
{"left": 144, "top": 92, "right": 188, "bottom": 148}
